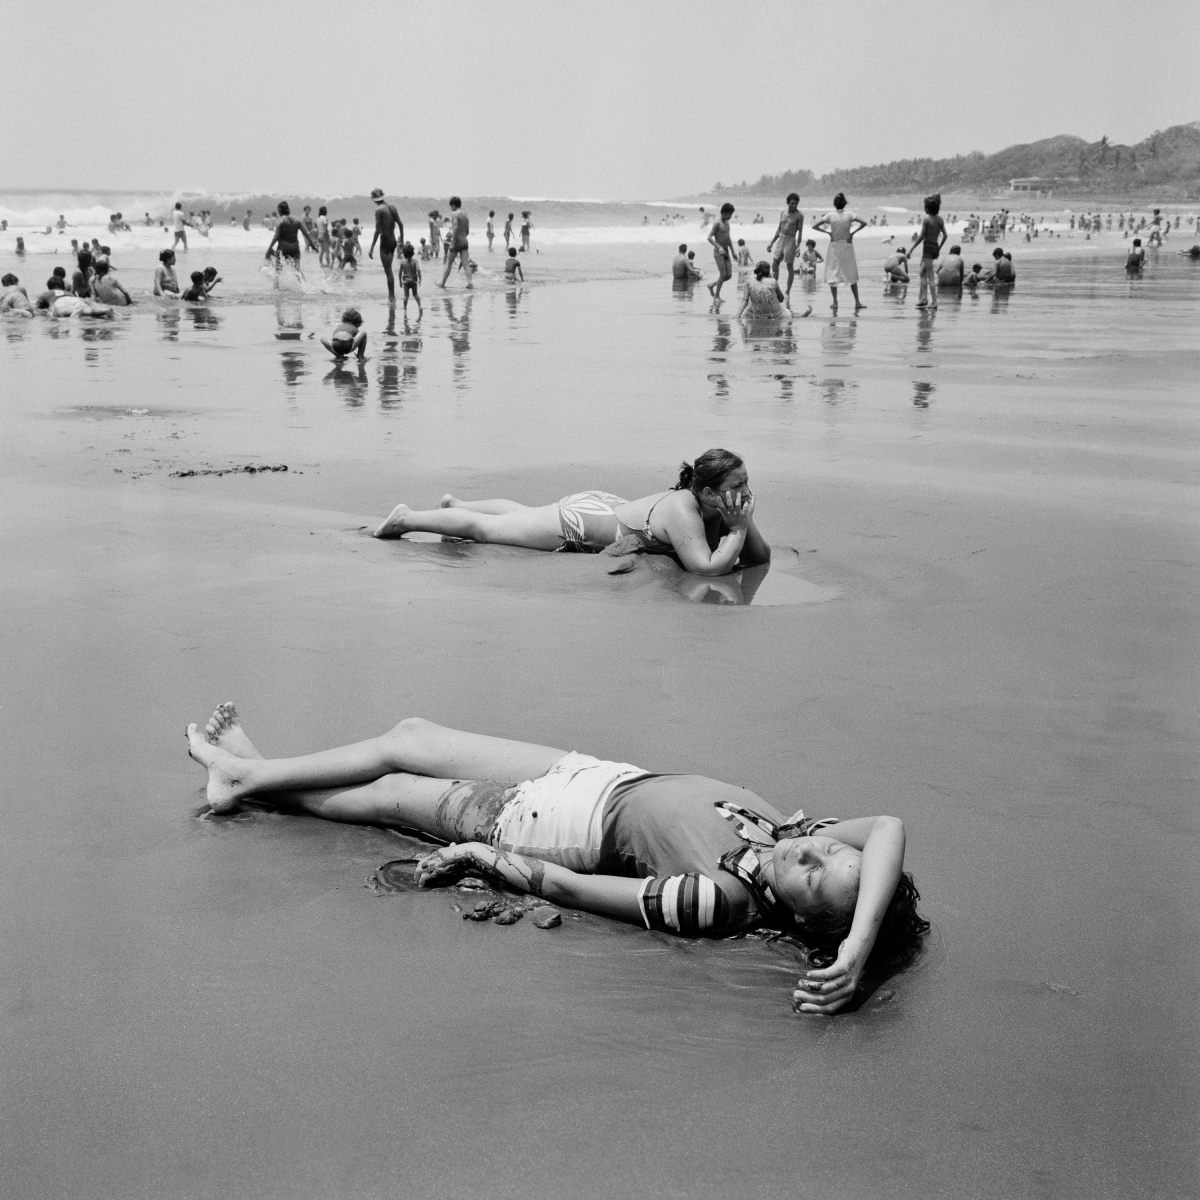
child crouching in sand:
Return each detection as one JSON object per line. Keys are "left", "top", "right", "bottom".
{"left": 503, "top": 247, "right": 524, "bottom": 285}
{"left": 322, "top": 308, "right": 367, "bottom": 360}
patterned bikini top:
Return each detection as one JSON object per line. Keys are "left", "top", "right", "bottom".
{"left": 715, "top": 802, "right": 840, "bottom": 931}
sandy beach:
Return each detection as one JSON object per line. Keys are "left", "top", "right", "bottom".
{"left": 1, "top": 232, "right": 1197, "bottom": 1198}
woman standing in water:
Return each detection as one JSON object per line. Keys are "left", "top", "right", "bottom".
{"left": 374, "top": 449, "right": 771, "bottom": 577}
{"left": 812, "top": 194, "right": 867, "bottom": 314}
{"left": 265, "top": 201, "right": 319, "bottom": 280}
{"left": 186, "top": 703, "right": 928, "bottom": 1013}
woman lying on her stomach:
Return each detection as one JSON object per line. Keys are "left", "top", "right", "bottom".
{"left": 374, "top": 448, "right": 771, "bottom": 577}
{"left": 187, "top": 705, "right": 929, "bottom": 1013}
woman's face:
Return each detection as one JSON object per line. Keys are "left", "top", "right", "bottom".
{"left": 772, "top": 836, "right": 861, "bottom": 921}
{"left": 700, "top": 464, "right": 750, "bottom": 508}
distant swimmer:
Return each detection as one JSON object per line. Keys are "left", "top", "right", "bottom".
{"left": 243, "top": 209, "right": 252, "bottom": 232}
{"left": 398, "top": 244, "right": 423, "bottom": 317}
{"left": 321, "top": 308, "right": 367, "bottom": 360}
{"left": 520, "top": 211, "right": 533, "bottom": 252}
{"left": 812, "top": 193, "right": 867, "bottom": 314}
{"left": 700, "top": 206, "right": 711, "bottom": 229}
{"left": 908, "top": 193, "right": 947, "bottom": 309}
{"left": 1126, "top": 239, "right": 1145, "bottom": 272}
{"left": 15, "top": 237, "right": 25, "bottom": 256}
{"left": 171, "top": 202, "right": 191, "bottom": 251}
{"left": 883, "top": 246, "right": 910, "bottom": 283}
{"left": 503, "top": 211, "right": 514, "bottom": 249}
{"left": 936, "top": 244, "right": 965, "bottom": 289}
{"left": 368, "top": 188, "right": 405, "bottom": 302}
{"left": 428, "top": 211, "right": 443, "bottom": 260}
{"left": 766, "top": 192, "right": 805, "bottom": 301}
{"left": 706, "top": 203, "right": 737, "bottom": 302}
{"left": 184, "top": 700, "right": 927, "bottom": 1013}
{"left": 154, "top": 249, "right": 180, "bottom": 297}
{"left": 56, "top": 214, "right": 69, "bottom": 232}
{"left": 264, "top": 201, "right": 318, "bottom": 281}
{"left": 735, "top": 239, "right": 752, "bottom": 268}
{"left": 737, "top": 261, "right": 812, "bottom": 320}
{"left": 487, "top": 210, "right": 495, "bottom": 251}
{"left": 1178, "top": 244, "right": 1200, "bottom": 260}
{"left": 503, "top": 247, "right": 524, "bottom": 286}
{"left": 376, "top": 447, "right": 771, "bottom": 577}
{"left": 92, "top": 262, "right": 134, "bottom": 306}
{"left": 799, "top": 239, "right": 823, "bottom": 275}
{"left": 438, "top": 197, "right": 473, "bottom": 290}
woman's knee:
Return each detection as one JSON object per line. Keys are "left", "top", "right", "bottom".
{"left": 383, "top": 716, "right": 435, "bottom": 766}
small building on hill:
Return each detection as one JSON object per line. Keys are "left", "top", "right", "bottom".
{"left": 1009, "top": 177, "right": 1055, "bottom": 197}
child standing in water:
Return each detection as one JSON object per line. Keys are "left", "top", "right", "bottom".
{"left": 799, "top": 239, "right": 823, "bottom": 275}
{"left": 321, "top": 308, "right": 367, "bottom": 360}
{"left": 909, "top": 193, "right": 947, "bottom": 309}
{"left": 735, "top": 239, "right": 752, "bottom": 267}
{"left": 399, "top": 244, "right": 423, "bottom": 317}
{"left": 503, "top": 247, "right": 524, "bottom": 285}
{"left": 487, "top": 211, "right": 496, "bottom": 251}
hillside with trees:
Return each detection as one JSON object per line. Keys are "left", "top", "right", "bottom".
{"left": 712, "top": 122, "right": 1200, "bottom": 198}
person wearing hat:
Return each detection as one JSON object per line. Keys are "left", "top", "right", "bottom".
{"left": 368, "top": 189, "right": 405, "bottom": 302}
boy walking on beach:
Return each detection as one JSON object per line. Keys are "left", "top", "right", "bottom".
{"left": 766, "top": 192, "right": 805, "bottom": 300}
{"left": 439, "top": 198, "right": 473, "bottom": 290}
{"left": 909, "top": 194, "right": 947, "bottom": 308}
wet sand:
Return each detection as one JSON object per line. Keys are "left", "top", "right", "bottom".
{"left": 1, "top": 245, "right": 1197, "bottom": 1198}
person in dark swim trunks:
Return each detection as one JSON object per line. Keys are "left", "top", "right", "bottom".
{"left": 186, "top": 702, "right": 928, "bottom": 1013}
{"left": 368, "top": 188, "right": 405, "bottom": 301}
{"left": 264, "top": 201, "right": 318, "bottom": 279}
{"left": 374, "top": 448, "right": 771, "bottom": 576}
{"left": 321, "top": 308, "right": 367, "bottom": 359}
{"left": 909, "top": 193, "right": 947, "bottom": 308}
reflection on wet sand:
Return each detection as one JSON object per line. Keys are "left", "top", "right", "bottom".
{"left": 324, "top": 360, "right": 369, "bottom": 407}
{"left": 821, "top": 317, "right": 857, "bottom": 361}
{"left": 912, "top": 380, "right": 935, "bottom": 408}
{"left": 187, "top": 304, "right": 221, "bottom": 331}
{"left": 442, "top": 295, "right": 472, "bottom": 387}
{"left": 280, "top": 350, "right": 306, "bottom": 388}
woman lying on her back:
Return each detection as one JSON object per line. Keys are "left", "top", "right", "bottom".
{"left": 186, "top": 705, "right": 929, "bottom": 1013}
{"left": 373, "top": 448, "right": 771, "bottom": 577}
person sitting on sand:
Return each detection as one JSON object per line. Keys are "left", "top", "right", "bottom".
{"left": 962, "top": 262, "right": 984, "bottom": 289}
{"left": 71, "top": 251, "right": 94, "bottom": 298}
{"left": 321, "top": 308, "right": 367, "bottom": 360}
{"left": 737, "top": 261, "right": 813, "bottom": 320}
{"left": 180, "top": 270, "right": 212, "bottom": 303}
{"left": 375, "top": 448, "right": 771, "bottom": 577}
{"left": 92, "top": 262, "right": 134, "bottom": 306}
{"left": 672, "top": 243, "right": 691, "bottom": 281}
{"left": 503, "top": 247, "right": 524, "bottom": 285}
{"left": 883, "top": 246, "right": 910, "bottom": 283}
{"left": 799, "top": 239, "right": 823, "bottom": 275}
{"left": 50, "top": 292, "right": 114, "bottom": 318}
{"left": 1126, "top": 239, "right": 1145, "bottom": 271}
{"left": 154, "top": 249, "right": 180, "bottom": 297}
{"left": 981, "top": 247, "right": 1015, "bottom": 286}
{"left": 185, "top": 702, "right": 930, "bottom": 1014}
{"left": 936, "top": 245, "right": 965, "bottom": 288}
{"left": 0, "top": 274, "right": 34, "bottom": 315}
{"left": 685, "top": 251, "right": 702, "bottom": 280}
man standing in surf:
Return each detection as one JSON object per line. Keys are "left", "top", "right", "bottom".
{"left": 766, "top": 193, "right": 804, "bottom": 302}
{"left": 706, "top": 202, "right": 736, "bottom": 302}
{"left": 439, "top": 197, "right": 474, "bottom": 290}
{"left": 368, "top": 189, "right": 405, "bottom": 302}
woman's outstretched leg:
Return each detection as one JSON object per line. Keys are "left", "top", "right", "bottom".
{"left": 373, "top": 501, "right": 563, "bottom": 548}
{"left": 186, "top": 711, "right": 566, "bottom": 815}
{"left": 439, "top": 495, "right": 528, "bottom": 514}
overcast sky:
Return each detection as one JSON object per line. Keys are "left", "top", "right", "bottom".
{"left": 6, "top": 0, "right": 1198, "bottom": 199}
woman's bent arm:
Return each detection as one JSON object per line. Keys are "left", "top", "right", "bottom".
{"left": 794, "top": 816, "right": 906, "bottom": 1014}
{"left": 416, "top": 842, "right": 646, "bottom": 924}
{"left": 740, "top": 515, "right": 771, "bottom": 565}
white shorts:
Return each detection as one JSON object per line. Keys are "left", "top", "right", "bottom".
{"left": 491, "top": 752, "right": 650, "bottom": 872}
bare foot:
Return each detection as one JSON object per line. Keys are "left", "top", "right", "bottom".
{"left": 374, "top": 503, "right": 412, "bottom": 538}
{"left": 799, "top": 305, "right": 813, "bottom": 318}
{"left": 439, "top": 494, "right": 463, "bottom": 509}
{"left": 204, "top": 702, "right": 262, "bottom": 759}
{"left": 855, "top": 303, "right": 866, "bottom": 312}
{"left": 186, "top": 723, "right": 252, "bottom": 814}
